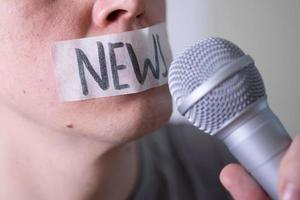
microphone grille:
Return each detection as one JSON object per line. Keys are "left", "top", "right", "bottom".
{"left": 168, "top": 38, "right": 266, "bottom": 134}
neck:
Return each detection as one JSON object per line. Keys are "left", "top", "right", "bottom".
{"left": 0, "top": 105, "right": 138, "bottom": 200}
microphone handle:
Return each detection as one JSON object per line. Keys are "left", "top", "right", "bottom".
{"left": 218, "top": 100, "right": 292, "bottom": 200}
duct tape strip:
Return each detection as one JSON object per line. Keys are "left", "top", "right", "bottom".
{"left": 53, "top": 22, "right": 172, "bottom": 102}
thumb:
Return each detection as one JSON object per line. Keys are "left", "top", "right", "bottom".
{"left": 279, "top": 134, "right": 300, "bottom": 200}
{"left": 220, "top": 163, "right": 270, "bottom": 200}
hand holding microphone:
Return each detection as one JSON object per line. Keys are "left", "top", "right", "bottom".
{"left": 168, "top": 37, "right": 299, "bottom": 199}
{"left": 220, "top": 135, "right": 300, "bottom": 200}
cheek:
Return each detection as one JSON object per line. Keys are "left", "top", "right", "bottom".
{"left": 0, "top": 26, "right": 77, "bottom": 132}
{"left": 0, "top": 42, "right": 63, "bottom": 128}
{"left": 0, "top": 2, "right": 90, "bottom": 123}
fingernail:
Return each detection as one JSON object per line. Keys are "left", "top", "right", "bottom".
{"left": 283, "top": 184, "right": 300, "bottom": 200}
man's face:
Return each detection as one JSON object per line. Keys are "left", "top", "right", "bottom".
{"left": 0, "top": 0, "right": 171, "bottom": 143}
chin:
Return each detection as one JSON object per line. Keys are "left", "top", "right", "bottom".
{"left": 123, "top": 85, "right": 173, "bottom": 142}
{"left": 97, "top": 84, "right": 173, "bottom": 144}
{"left": 49, "top": 84, "right": 173, "bottom": 144}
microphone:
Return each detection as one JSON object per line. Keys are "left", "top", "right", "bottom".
{"left": 168, "top": 37, "right": 292, "bottom": 200}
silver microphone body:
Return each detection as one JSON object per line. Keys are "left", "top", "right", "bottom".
{"left": 168, "top": 38, "right": 291, "bottom": 200}
{"left": 218, "top": 97, "right": 290, "bottom": 200}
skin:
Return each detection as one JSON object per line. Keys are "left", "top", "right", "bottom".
{"left": 0, "top": 0, "right": 299, "bottom": 200}
{"left": 0, "top": 0, "right": 170, "bottom": 200}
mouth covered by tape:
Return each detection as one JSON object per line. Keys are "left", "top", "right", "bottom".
{"left": 53, "top": 22, "right": 172, "bottom": 102}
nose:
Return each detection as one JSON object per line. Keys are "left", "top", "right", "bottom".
{"left": 92, "top": 0, "right": 146, "bottom": 32}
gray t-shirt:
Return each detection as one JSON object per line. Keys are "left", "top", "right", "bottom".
{"left": 130, "top": 123, "right": 236, "bottom": 200}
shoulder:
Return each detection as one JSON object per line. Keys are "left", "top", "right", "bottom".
{"left": 132, "top": 123, "right": 236, "bottom": 200}
{"left": 139, "top": 123, "right": 235, "bottom": 166}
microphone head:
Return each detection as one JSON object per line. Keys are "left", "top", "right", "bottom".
{"left": 168, "top": 38, "right": 266, "bottom": 134}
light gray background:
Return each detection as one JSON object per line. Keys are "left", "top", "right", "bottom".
{"left": 166, "top": 0, "right": 300, "bottom": 137}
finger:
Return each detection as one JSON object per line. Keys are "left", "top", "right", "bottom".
{"left": 279, "top": 134, "right": 300, "bottom": 200}
{"left": 220, "top": 163, "right": 270, "bottom": 200}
